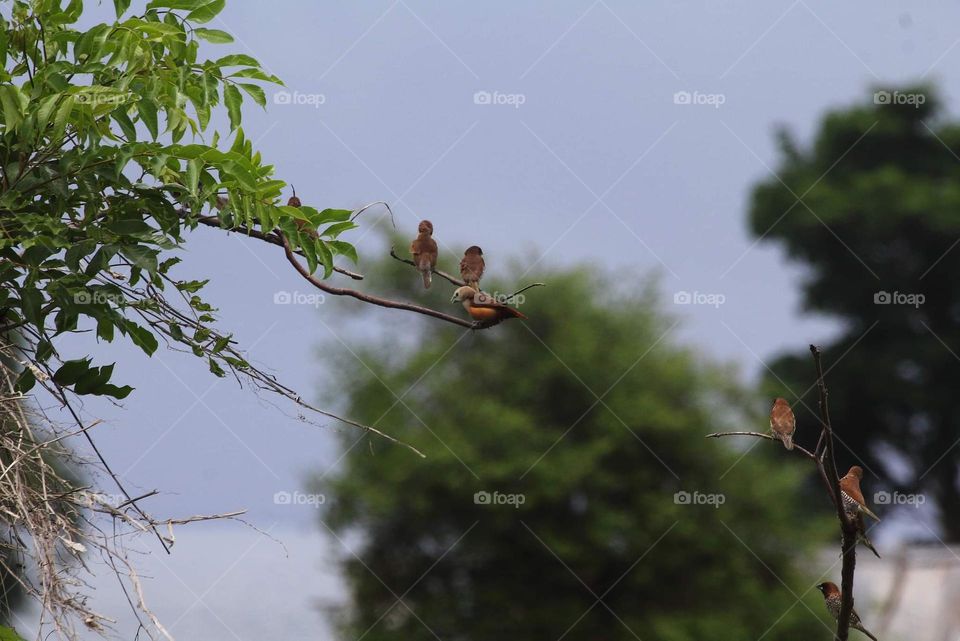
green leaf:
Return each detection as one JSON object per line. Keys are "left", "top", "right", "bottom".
{"left": 223, "top": 83, "right": 242, "bottom": 131}
{"left": 19, "top": 287, "right": 43, "bottom": 326}
{"left": 113, "top": 0, "right": 132, "bottom": 17}
{"left": 53, "top": 358, "right": 93, "bottom": 386}
{"left": 119, "top": 245, "right": 159, "bottom": 273}
{"left": 122, "top": 320, "right": 159, "bottom": 356}
{"left": 216, "top": 54, "right": 259, "bottom": 67}
{"left": 188, "top": 0, "right": 226, "bottom": 23}
{"left": 138, "top": 99, "right": 159, "bottom": 140}
{"left": 14, "top": 368, "right": 35, "bottom": 394}
{"left": 194, "top": 28, "right": 233, "bottom": 43}
{"left": 237, "top": 83, "right": 266, "bottom": 108}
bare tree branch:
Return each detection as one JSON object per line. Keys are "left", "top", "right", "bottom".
{"left": 284, "top": 235, "right": 477, "bottom": 329}
{"left": 811, "top": 344, "right": 856, "bottom": 641}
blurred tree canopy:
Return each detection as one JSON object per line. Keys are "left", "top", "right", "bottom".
{"left": 748, "top": 85, "right": 960, "bottom": 540}
{"left": 317, "top": 258, "right": 831, "bottom": 641}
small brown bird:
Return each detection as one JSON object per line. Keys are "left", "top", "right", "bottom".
{"left": 410, "top": 220, "right": 438, "bottom": 289}
{"left": 816, "top": 582, "right": 878, "bottom": 640}
{"left": 459, "top": 246, "right": 485, "bottom": 290}
{"left": 840, "top": 465, "right": 881, "bottom": 558}
{"left": 452, "top": 286, "right": 526, "bottom": 325}
{"left": 769, "top": 397, "right": 795, "bottom": 450}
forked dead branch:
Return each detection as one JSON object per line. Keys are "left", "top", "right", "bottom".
{"left": 707, "top": 345, "right": 870, "bottom": 641}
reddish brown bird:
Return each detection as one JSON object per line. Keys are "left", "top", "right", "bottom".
{"left": 840, "top": 465, "right": 881, "bottom": 558}
{"left": 769, "top": 397, "right": 795, "bottom": 450}
{"left": 452, "top": 286, "right": 526, "bottom": 325}
{"left": 816, "top": 582, "right": 878, "bottom": 640}
{"left": 410, "top": 220, "right": 438, "bottom": 289}
{"left": 459, "top": 246, "right": 485, "bottom": 290}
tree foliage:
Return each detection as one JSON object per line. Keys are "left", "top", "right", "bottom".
{"left": 748, "top": 85, "right": 960, "bottom": 540}
{"left": 318, "top": 263, "right": 831, "bottom": 641}
{"left": 0, "top": 0, "right": 358, "bottom": 401}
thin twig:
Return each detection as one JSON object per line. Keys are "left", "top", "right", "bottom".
{"left": 705, "top": 431, "right": 818, "bottom": 460}
{"left": 389, "top": 247, "right": 465, "bottom": 287}
{"left": 286, "top": 236, "right": 476, "bottom": 329}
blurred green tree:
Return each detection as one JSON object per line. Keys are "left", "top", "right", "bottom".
{"left": 317, "top": 257, "right": 831, "bottom": 641}
{"left": 748, "top": 85, "right": 960, "bottom": 540}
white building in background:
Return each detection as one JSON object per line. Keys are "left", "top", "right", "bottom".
{"left": 836, "top": 546, "right": 960, "bottom": 641}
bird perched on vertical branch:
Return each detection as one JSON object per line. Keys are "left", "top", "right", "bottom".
{"left": 460, "top": 246, "right": 485, "bottom": 291}
{"left": 452, "top": 286, "right": 526, "bottom": 326}
{"left": 839, "top": 465, "right": 881, "bottom": 558}
{"left": 410, "top": 220, "right": 438, "bottom": 289}
{"left": 816, "top": 582, "right": 878, "bottom": 640}
{"left": 769, "top": 397, "right": 795, "bottom": 450}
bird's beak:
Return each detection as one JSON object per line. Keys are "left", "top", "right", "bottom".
{"left": 450, "top": 293, "right": 459, "bottom": 304}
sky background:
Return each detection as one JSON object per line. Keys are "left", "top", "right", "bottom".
{"left": 17, "top": 1, "right": 960, "bottom": 638}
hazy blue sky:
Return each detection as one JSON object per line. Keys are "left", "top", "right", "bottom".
{"left": 25, "top": 1, "right": 960, "bottom": 638}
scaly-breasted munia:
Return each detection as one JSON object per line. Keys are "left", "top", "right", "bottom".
{"left": 769, "top": 397, "right": 795, "bottom": 450}
{"left": 840, "top": 465, "right": 881, "bottom": 558}
{"left": 459, "top": 246, "right": 485, "bottom": 290}
{"left": 452, "top": 286, "right": 526, "bottom": 326}
{"left": 816, "top": 581, "right": 878, "bottom": 640}
{"left": 410, "top": 220, "right": 438, "bottom": 289}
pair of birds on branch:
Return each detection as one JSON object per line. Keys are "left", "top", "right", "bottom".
{"left": 769, "top": 398, "right": 880, "bottom": 640}
{"left": 410, "top": 220, "right": 526, "bottom": 325}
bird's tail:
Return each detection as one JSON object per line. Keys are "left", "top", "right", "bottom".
{"left": 859, "top": 504, "right": 881, "bottom": 523}
{"left": 421, "top": 269, "right": 432, "bottom": 289}
{"left": 856, "top": 623, "right": 878, "bottom": 641}
{"left": 860, "top": 532, "right": 881, "bottom": 559}
{"left": 508, "top": 307, "right": 528, "bottom": 320}
{"left": 782, "top": 434, "right": 794, "bottom": 451}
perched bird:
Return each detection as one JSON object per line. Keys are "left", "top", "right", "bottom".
{"left": 287, "top": 187, "right": 319, "bottom": 239}
{"left": 410, "top": 220, "right": 438, "bottom": 289}
{"left": 459, "top": 246, "right": 485, "bottom": 290}
{"left": 769, "top": 397, "right": 795, "bottom": 450}
{"left": 816, "top": 582, "right": 878, "bottom": 641}
{"left": 452, "top": 286, "right": 526, "bottom": 325}
{"left": 839, "top": 465, "right": 881, "bottom": 558}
